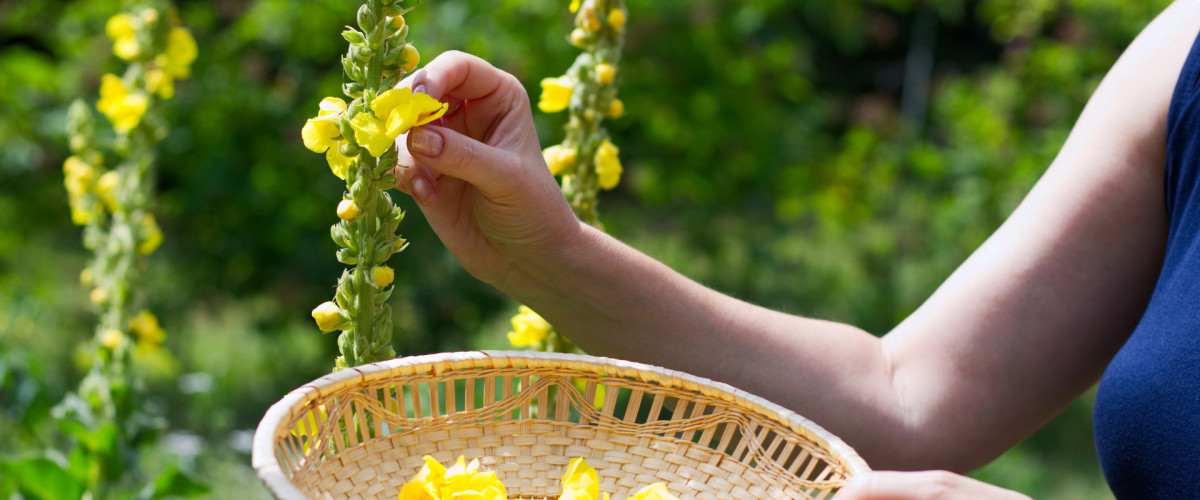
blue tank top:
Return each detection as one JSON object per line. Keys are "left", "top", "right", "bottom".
{"left": 1093, "top": 27, "right": 1200, "bottom": 499}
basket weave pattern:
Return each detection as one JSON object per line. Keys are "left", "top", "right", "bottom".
{"left": 253, "top": 351, "right": 870, "bottom": 499}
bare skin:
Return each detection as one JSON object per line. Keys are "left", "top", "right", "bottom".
{"left": 391, "top": 1, "right": 1200, "bottom": 497}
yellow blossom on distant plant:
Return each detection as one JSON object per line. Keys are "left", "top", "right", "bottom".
{"left": 95, "top": 170, "right": 120, "bottom": 212}
{"left": 337, "top": 199, "right": 360, "bottom": 221}
{"left": 91, "top": 287, "right": 108, "bottom": 305}
{"left": 312, "top": 301, "right": 345, "bottom": 332}
{"left": 398, "top": 455, "right": 507, "bottom": 500}
{"left": 137, "top": 214, "right": 163, "bottom": 255}
{"left": 106, "top": 13, "right": 142, "bottom": 60}
{"left": 99, "top": 329, "right": 124, "bottom": 350}
{"left": 80, "top": 268, "right": 94, "bottom": 286}
{"left": 608, "top": 8, "right": 627, "bottom": 30}
{"left": 594, "top": 140, "right": 621, "bottom": 190}
{"left": 63, "top": 156, "right": 95, "bottom": 197}
{"left": 543, "top": 145, "right": 577, "bottom": 176}
{"left": 595, "top": 63, "right": 615, "bottom": 85}
{"left": 507, "top": 305, "right": 551, "bottom": 347}
{"left": 606, "top": 98, "right": 624, "bottom": 119}
{"left": 162, "top": 27, "right": 197, "bottom": 79}
{"left": 97, "top": 74, "right": 148, "bottom": 133}
{"left": 373, "top": 266, "right": 394, "bottom": 288}
{"left": 129, "top": 310, "right": 165, "bottom": 346}
{"left": 626, "top": 483, "right": 678, "bottom": 500}
{"left": 539, "top": 76, "right": 573, "bottom": 113}
{"left": 569, "top": 0, "right": 581, "bottom": 14}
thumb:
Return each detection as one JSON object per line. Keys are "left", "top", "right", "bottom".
{"left": 406, "top": 124, "right": 519, "bottom": 190}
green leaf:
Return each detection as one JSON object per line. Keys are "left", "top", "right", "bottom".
{"left": 149, "top": 465, "right": 210, "bottom": 499}
{"left": 0, "top": 458, "right": 85, "bottom": 500}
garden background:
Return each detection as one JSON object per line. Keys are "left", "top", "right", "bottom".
{"left": 0, "top": 0, "right": 1169, "bottom": 498}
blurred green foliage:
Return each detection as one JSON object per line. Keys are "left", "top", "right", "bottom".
{"left": 0, "top": 0, "right": 1174, "bottom": 497}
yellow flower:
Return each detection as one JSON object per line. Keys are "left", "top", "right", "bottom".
{"left": 301, "top": 98, "right": 356, "bottom": 179}
{"left": 569, "top": 0, "right": 581, "bottom": 14}
{"left": 543, "top": 145, "right": 577, "bottom": 176}
{"left": 594, "top": 140, "right": 622, "bottom": 190}
{"left": 626, "top": 483, "right": 679, "bottom": 500}
{"left": 608, "top": 8, "right": 627, "bottom": 30}
{"left": 63, "top": 156, "right": 95, "bottom": 197}
{"left": 595, "top": 63, "right": 615, "bottom": 85}
{"left": 80, "top": 268, "right": 94, "bottom": 286}
{"left": 399, "top": 456, "right": 507, "bottom": 500}
{"left": 539, "top": 76, "right": 573, "bottom": 113}
{"left": 312, "top": 301, "right": 345, "bottom": 332}
{"left": 560, "top": 457, "right": 609, "bottom": 500}
{"left": 129, "top": 310, "right": 165, "bottom": 346}
{"left": 507, "top": 305, "right": 551, "bottom": 348}
{"left": 90, "top": 287, "right": 108, "bottom": 305}
{"left": 351, "top": 88, "right": 447, "bottom": 157}
{"left": 97, "top": 74, "right": 148, "bottom": 133}
{"left": 337, "top": 199, "right": 360, "bottom": 221}
{"left": 137, "top": 213, "right": 163, "bottom": 255}
{"left": 605, "top": 98, "right": 624, "bottom": 119}
{"left": 570, "top": 28, "right": 591, "bottom": 48}
{"left": 145, "top": 68, "right": 175, "bottom": 99}
{"left": 290, "top": 405, "right": 329, "bottom": 452}
{"left": 95, "top": 170, "right": 119, "bottom": 212}
{"left": 106, "top": 13, "right": 142, "bottom": 60}
{"left": 163, "top": 27, "right": 198, "bottom": 79}
{"left": 99, "top": 329, "right": 125, "bottom": 350}
{"left": 373, "top": 266, "right": 394, "bottom": 288}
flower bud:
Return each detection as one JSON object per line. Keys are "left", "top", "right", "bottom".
{"left": 337, "top": 199, "right": 361, "bottom": 221}
{"left": 80, "top": 268, "right": 94, "bottom": 286}
{"left": 399, "top": 45, "right": 419, "bottom": 73}
{"left": 390, "top": 15, "right": 406, "bottom": 30}
{"left": 373, "top": 266, "right": 394, "bottom": 288}
{"left": 595, "top": 63, "right": 616, "bottom": 85}
{"left": 312, "top": 301, "right": 346, "bottom": 332}
{"left": 606, "top": 98, "right": 625, "bottom": 119}
{"left": 393, "top": 236, "right": 409, "bottom": 252}
{"left": 90, "top": 287, "right": 108, "bottom": 305}
{"left": 357, "top": 4, "right": 376, "bottom": 31}
{"left": 99, "top": 329, "right": 124, "bottom": 350}
{"left": 608, "top": 8, "right": 627, "bottom": 30}
{"left": 542, "top": 145, "right": 577, "bottom": 176}
{"left": 342, "top": 29, "right": 366, "bottom": 45}
{"left": 570, "top": 28, "right": 593, "bottom": 48}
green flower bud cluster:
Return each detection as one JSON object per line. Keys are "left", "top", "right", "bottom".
{"left": 303, "top": 0, "right": 445, "bottom": 371}
{"left": 514, "top": 0, "right": 628, "bottom": 354}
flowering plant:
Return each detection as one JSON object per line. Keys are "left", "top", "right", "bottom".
{"left": 398, "top": 456, "right": 678, "bottom": 500}
{"left": 303, "top": 0, "right": 446, "bottom": 370}
{"left": 52, "top": 3, "right": 200, "bottom": 498}
{"left": 509, "top": 0, "right": 628, "bottom": 352}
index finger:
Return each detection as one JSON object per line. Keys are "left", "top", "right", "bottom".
{"left": 409, "top": 50, "right": 510, "bottom": 102}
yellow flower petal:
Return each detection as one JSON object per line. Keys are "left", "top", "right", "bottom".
{"left": 627, "top": 483, "right": 679, "bottom": 500}
{"left": 106, "top": 13, "right": 138, "bottom": 40}
{"left": 538, "top": 77, "right": 573, "bottom": 113}
{"left": 507, "top": 305, "right": 551, "bottom": 347}
{"left": 129, "top": 310, "right": 165, "bottom": 345}
{"left": 312, "top": 301, "right": 344, "bottom": 332}
{"left": 163, "top": 27, "right": 198, "bottom": 78}
{"left": 594, "top": 140, "right": 622, "bottom": 190}
{"left": 350, "top": 113, "right": 393, "bottom": 157}
{"left": 326, "top": 143, "right": 354, "bottom": 180}
{"left": 137, "top": 213, "right": 163, "bottom": 255}
{"left": 378, "top": 88, "right": 448, "bottom": 138}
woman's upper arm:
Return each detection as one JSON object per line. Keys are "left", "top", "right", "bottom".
{"left": 882, "top": 0, "right": 1200, "bottom": 471}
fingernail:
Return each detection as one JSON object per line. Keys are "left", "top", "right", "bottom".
{"left": 410, "top": 127, "right": 443, "bottom": 157}
{"left": 412, "top": 176, "right": 433, "bottom": 205}
{"left": 414, "top": 84, "right": 426, "bottom": 95}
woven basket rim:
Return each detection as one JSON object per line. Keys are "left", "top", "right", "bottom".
{"left": 252, "top": 350, "right": 871, "bottom": 498}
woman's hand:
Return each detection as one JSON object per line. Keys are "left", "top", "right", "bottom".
{"left": 835, "top": 471, "right": 1032, "bottom": 500}
{"left": 393, "top": 51, "right": 580, "bottom": 285}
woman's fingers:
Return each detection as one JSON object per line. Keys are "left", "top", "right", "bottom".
{"left": 834, "top": 471, "right": 1033, "bottom": 500}
{"left": 410, "top": 51, "right": 512, "bottom": 103}
{"left": 404, "top": 124, "right": 519, "bottom": 197}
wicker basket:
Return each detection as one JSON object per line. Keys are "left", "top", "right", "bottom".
{"left": 252, "top": 351, "right": 870, "bottom": 499}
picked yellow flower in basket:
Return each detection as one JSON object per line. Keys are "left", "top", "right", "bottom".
{"left": 252, "top": 351, "right": 870, "bottom": 499}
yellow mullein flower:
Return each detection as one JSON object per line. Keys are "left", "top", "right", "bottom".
{"left": 606, "top": 98, "right": 624, "bottom": 119}
{"left": 626, "top": 483, "right": 679, "bottom": 500}
{"left": 163, "top": 27, "right": 198, "bottom": 79}
{"left": 145, "top": 68, "right": 174, "bottom": 99}
{"left": 373, "top": 266, "right": 394, "bottom": 288}
{"left": 399, "top": 456, "right": 506, "bottom": 500}
{"left": 543, "top": 144, "right": 577, "bottom": 176}
{"left": 302, "top": 98, "right": 355, "bottom": 179}
{"left": 106, "top": 13, "right": 142, "bottom": 60}
{"left": 63, "top": 156, "right": 95, "bottom": 197}
{"left": 129, "top": 310, "right": 165, "bottom": 346}
{"left": 95, "top": 170, "right": 120, "bottom": 212}
{"left": 608, "top": 8, "right": 627, "bottom": 30}
{"left": 80, "top": 268, "right": 94, "bottom": 286}
{"left": 539, "top": 76, "right": 573, "bottom": 113}
{"left": 560, "top": 457, "right": 610, "bottom": 500}
{"left": 570, "top": 28, "right": 592, "bottom": 48}
{"left": 137, "top": 213, "right": 163, "bottom": 255}
{"left": 595, "top": 63, "right": 615, "bottom": 85}
{"left": 97, "top": 74, "right": 148, "bottom": 133}
{"left": 312, "top": 301, "right": 345, "bottom": 332}
{"left": 337, "top": 199, "right": 360, "bottom": 221}
{"left": 99, "top": 329, "right": 125, "bottom": 350}
{"left": 290, "top": 405, "right": 329, "bottom": 452}
{"left": 507, "top": 305, "right": 551, "bottom": 348}
{"left": 569, "top": 0, "right": 581, "bottom": 14}
{"left": 594, "top": 140, "right": 622, "bottom": 190}
{"left": 349, "top": 87, "right": 446, "bottom": 158}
